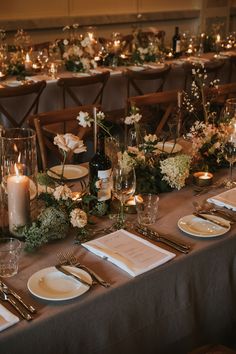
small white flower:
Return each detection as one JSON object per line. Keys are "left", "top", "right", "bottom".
{"left": 77, "top": 111, "right": 92, "bottom": 128}
{"left": 124, "top": 113, "right": 142, "bottom": 125}
{"left": 63, "top": 39, "right": 69, "bottom": 46}
{"left": 53, "top": 185, "right": 72, "bottom": 200}
{"left": 70, "top": 208, "right": 87, "bottom": 228}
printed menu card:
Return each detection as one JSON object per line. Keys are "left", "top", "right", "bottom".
{"left": 82, "top": 229, "right": 175, "bottom": 277}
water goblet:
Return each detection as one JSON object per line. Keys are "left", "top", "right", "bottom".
{"left": 223, "top": 133, "right": 236, "bottom": 189}
{"left": 112, "top": 165, "right": 136, "bottom": 230}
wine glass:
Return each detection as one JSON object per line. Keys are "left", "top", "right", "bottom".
{"left": 112, "top": 165, "right": 136, "bottom": 229}
{"left": 223, "top": 133, "right": 236, "bottom": 189}
{"left": 221, "top": 98, "right": 236, "bottom": 123}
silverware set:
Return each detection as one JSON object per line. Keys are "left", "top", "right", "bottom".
{"left": 136, "top": 224, "right": 191, "bottom": 254}
{"left": 0, "top": 280, "right": 36, "bottom": 321}
{"left": 57, "top": 251, "right": 111, "bottom": 288}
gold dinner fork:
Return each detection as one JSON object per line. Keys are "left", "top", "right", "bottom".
{"left": 57, "top": 251, "right": 110, "bottom": 288}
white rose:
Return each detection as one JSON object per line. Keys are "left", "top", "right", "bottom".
{"left": 70, "top": 208, "right": 87, "bottom": 228}
{"left": 54, "top": 134, "right": 87, "bottom": 154}
{"left": 53, "top": 185, "right": 72, "bottom": 200}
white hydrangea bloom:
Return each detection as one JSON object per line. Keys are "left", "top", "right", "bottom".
{"left": 160, "top": 154, "right": 191, "bottom": 190}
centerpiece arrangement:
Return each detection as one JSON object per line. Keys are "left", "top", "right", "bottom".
{"left": 182, "top": 62, "right": 230, "bottom": 172}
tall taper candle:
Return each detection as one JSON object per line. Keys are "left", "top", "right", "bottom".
{"left": 93, "top": 107, "right": 97, "bottom": 153}
{"left": 7, "top": 174, "right": 30, "bottom": 234}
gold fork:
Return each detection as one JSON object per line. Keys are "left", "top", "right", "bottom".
{"left": 57, "top": 251, "right": 110, "bottom": 288}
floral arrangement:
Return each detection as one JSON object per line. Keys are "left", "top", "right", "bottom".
{"left": 123, "top": 108, "right": 191, "bottom": 192}
{"left": 131, "top": 29, "right": 163, "bottom": 64}
{"left": 182, "top": 62, "right": 229, "bottom": 171}
{"left": 60, "top": 24, "right": 99, "bottom": 72}
{"left": 18, "top": 133, "right": 93, "bottom": 251}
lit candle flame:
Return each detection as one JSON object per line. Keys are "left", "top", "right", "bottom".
{"left": 25, "top": 53, "right": 31, "bottom": 62}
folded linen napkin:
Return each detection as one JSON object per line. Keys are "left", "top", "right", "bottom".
{"left": 207, "top": 187, "right": 236, "bottom": 211}
{"left": 0, "top": 303, "right": 19, "bottom": 332}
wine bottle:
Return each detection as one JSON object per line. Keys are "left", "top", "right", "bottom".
{"left": 172, "top": 26, "right": 181, "bottom": 58}
{"left": 89, "top": 132, "right": 112, "bottom": 209}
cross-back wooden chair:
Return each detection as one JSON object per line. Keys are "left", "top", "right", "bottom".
{"left": 182, "top": 59, "right": 225, "bottom": 92}
{"left": 28, "top": 105, "right": 99, "bottom": 171}
{"left": 0, "top": 80, "right": 46, "bottom": 128}
{"left": 124, "top": 64, "right": 171, "bottom": 98}
{"left": 57, "top": 71, "right": 110, "bottom": 108}
{"left": 228, "top": 55, "right": 236, "bottom": 83}
{"left": 127, "top": 89, "right": 180, "bottom": 137}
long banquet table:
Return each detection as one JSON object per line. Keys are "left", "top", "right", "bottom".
{"left": 0, "top": 51, "right": 235, "bottom": 129}
{"left": 1, "top": 171, "right": 236, "bottom": 354}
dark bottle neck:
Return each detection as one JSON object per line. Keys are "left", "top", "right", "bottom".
{"left": 96, "top": 133, "right": 105, "bottom": 154}
{"left": 175, "top": 27, "right": 179, "bottom": 35}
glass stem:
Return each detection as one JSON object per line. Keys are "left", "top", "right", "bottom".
{"left": 120, "top": 201, "right": 125, "bottom": 226}
{"left": 229, "top": 162, "right": 233, "bottom": 182}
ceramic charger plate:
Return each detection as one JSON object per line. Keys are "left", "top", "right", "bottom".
{"left": 178, "top": 214, "right": 231, "bottom": 238}
{"left": 27, "top": 266, "right": 92, "bottom": 301}
{"left": 47, "top": 164, "right": 88, "bottom": 180}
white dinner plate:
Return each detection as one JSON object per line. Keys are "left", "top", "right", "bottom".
{"left": 155, "top": 141, "right": 182, "bottom": 154}
{"left": 27, "top": 266, "right": 92, "bottom": 301}
{"left": 72, "top": 72, "right": 91, "bottom": 77}
{"left": 5, "top": 80, "right": 22, "bottom": 87}
{"left": 128, "top": 66, "right": 145, "bottom": 71}
{"left": 178, "top": 214, "right": 230, "bottom": 238}
{"left": 47, "top": 164, "right": 88, "bottom": 180}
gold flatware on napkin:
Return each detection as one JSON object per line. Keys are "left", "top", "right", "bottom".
{"left": 55, "top": 265, "right": 91, "bottom": 287}
{"left": 136, "top": 225, "right": 191, "bottom": 254}
{"left": 0, "top": 288, "right": 32, "bottom": 321}
{"left": 193, "top": 213, "right": 229, "bottom": 229}
{"left": 0, "top": 280, "right": 36, "bottom": 314}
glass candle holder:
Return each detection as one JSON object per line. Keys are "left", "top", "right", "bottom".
{"left": 0, "top": 128, "right": 38, "bottom": 236}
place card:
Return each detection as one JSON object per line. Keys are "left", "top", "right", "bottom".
{"left": 82, "top": 229, "right": 175, "bottom": 277}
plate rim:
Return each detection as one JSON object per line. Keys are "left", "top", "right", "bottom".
{"left": 27, "top": 265, "right": 92, "bottom": 301}
{"left": 47, "top": 164, "right": 88, "bottom": 180}
{"left": 177, "top": 214, "right": 230, "bottom": 238}
{"left": 156, "top": 141, "right": 182, "bottom": 153}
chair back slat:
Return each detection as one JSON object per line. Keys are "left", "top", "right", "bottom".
{"left": 28, "top": 105, "right": 100, "bottom": 171}
{"left": 57, "top": 72, "right": 110, "bottom": 108}
{"left": 0, "top": 80, "right": 46, "bottom": 127}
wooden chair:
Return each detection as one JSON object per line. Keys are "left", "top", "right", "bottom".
{"left": 228, "top": 55, "right": 236, "bottom": 83}
{"left": 57, "top": 71, "right": 110, "bottom": 108}
{"left": 0, "top": 80, "right": 46, "bottom": 128}
{"left": 28, "top": 105, "right": 99, "bottom": 171}
{"left": 127, "top": 89, "right": 180, "bottom": 136}
{"left": 124, "top": 64, "right": 171, "bottom": 98}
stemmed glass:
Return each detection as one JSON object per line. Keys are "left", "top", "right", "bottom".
{"left": 112, "top": 165, "right": 136, "bottom": 229}
{"left": 223, "top": 133, "right": 236, "bottom": 189}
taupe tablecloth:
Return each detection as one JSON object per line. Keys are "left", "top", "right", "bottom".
{"left": 1, "top": 175, "right": 236, "bottom": 354}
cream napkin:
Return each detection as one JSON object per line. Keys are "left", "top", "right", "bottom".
{"left": 0, "top": 303, "right": 19, "bottom": 332}
{"left": 207, "top": 187, "right": 236, "bottom": 211}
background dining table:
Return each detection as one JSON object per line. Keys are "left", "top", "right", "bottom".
{"left": 1, "top": 168, "right": 236, "bottom": 354}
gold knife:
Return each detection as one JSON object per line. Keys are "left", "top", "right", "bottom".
{"left": 55, "top": 265, "right": 91, "bottom": 287}
{"left": 193, "top": 213, "right": 229, "bottom": 229}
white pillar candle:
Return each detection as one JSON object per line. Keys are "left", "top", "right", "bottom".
{"left": 7, "top": 174, "right": 30, "bottom": 234}
{"left": 25, "top": 53, "right": 32, "bottom": 71}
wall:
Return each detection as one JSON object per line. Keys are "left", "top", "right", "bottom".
{"left": 0, "top": 0, "right": 234, "bottom": 46}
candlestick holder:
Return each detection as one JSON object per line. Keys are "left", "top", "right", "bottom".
{"left": 0, "top": 128, "right": 38, "bottom": 236}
